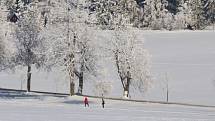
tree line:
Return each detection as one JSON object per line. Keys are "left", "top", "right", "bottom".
{"left": 89, "top": 0, "right": 214, "bottom": 30}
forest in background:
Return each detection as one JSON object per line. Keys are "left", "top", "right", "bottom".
{"left": 1, "top": 0, "right": 214, "bottom": 30}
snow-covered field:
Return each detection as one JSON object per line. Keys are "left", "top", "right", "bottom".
{"left": 0, "top": 90, "right": 215, "bottom": 121}
{"left": 1, "top": 31, "right": 215, "bottom": 107}
{"left": 142, "top": 31, "right": 215, "bottom": 106}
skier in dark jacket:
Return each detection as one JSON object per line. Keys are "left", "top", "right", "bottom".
{"left": 102, "top": 98, "right": 105, "bottom": 108}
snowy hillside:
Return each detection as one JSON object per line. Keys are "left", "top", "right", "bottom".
{"left": 1, "top": 31, "right": 215, "bottom": 106}
{"left": 0, "top": 90, "right": 215, "bottom": 121}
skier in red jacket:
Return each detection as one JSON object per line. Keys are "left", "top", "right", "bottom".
{"left": 84, "top": 97, "right": 89, "bottom": 107}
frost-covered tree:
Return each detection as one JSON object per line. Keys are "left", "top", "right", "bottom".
{"left": 89, "top": 0, "right": 139, "bottom": 29}
{"left": 90, "top": 0, "right": 152, "bottom": 98}
{"left": 142, "top": 0, "right": 173, "bottom": 30}
{"left": 166, "top": 0, "right": 180, "bottom": 14}
{"left": 189, "top": 0, "right": 207, "bottom": 29}
{"left": 0, "top": 39, "right": 6, "bottom": 70}
{"left": 8, "top": 0, "right": 24, "bottom": 18}
{"left": 0, "top": 4, "right": 6, "bottom": 68}
{"left": 173, "top": 0, "right": 193, "bottom": 29}
{"left": 43, "top": 0, "right": 97, "bottom": 95}
{"left": 73, "top": 26, "right": 97, "bottom": 94}
{"left": 0, "top": 2, "right": 14, "bottom": 70}
{"left": 0, "top": 28, "right": 7, "bottom": 71}
{"left": 0, "top": 35, "right": 10, "bottom": 71}
{"left": 204, "top": 0, "right": 215, "bottom": 26}
{"left": 41, "top": 0, "right": 75, "bottom": 95}
{"left": 13, "top": 5, "right": 45, "bottom": 92}
{"left": 111, "top": 27, "right": 152, "bottom": 98}
{"left": 71, "top": 0, "right": 97, "bottom": 94}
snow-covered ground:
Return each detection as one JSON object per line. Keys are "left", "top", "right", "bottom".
{"left": 1, "top": 31, "right": 215, "bottom": 106}
{"left": 0, "top": 90, "right": 215, "bottom": 121}
{"left": 142, "top": 31, "right": 215, "bottom": 106}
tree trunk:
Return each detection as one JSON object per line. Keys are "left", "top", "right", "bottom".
{"left": 123, "top": 89, "right": 129, "bottom": 98}
{"left": 69, "top": 64, "right": 75, "bottom": 96}
{"left": 123, "top": 80, "right": 130, "bottom": 98}
{"left": 27, "top": 65, "right": 31, "bottom": 92}
{"left": 78, "top": 72, "right": 83, "bottom": 94}
{"left": 70, "top": 81, "right": 75, "bottom": 96}
{"left": 123, "top": 71, "right": 131, "bottom": 98}
{"left": 114, "top": 51, "right": 126, "bottom": 90}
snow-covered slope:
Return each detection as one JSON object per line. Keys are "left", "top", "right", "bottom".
{"left": 0, "top": 31, "right": 215, "bottom": 106}
{"left": 0, "top": 90, "right": 214, "bottom": 121}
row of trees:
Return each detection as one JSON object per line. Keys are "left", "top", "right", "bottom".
{"left": 2, "top": 0, "right": 215, "bottom": 30}
{"left": 89, "top": 0, "right": 214, "bottom": 30}
{"left": 0, "top": 0, "right": 152, "bottom": 98}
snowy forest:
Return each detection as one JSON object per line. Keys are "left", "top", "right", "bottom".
{"left": 0, "top": 0, "right": 214, "bottom": 98}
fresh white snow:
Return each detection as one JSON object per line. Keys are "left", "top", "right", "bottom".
{"left": 0, "top": 90, "right": 215, "bottom": 121}
{"left": 141, "top": 31, "right": 215, "bottom": 106}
